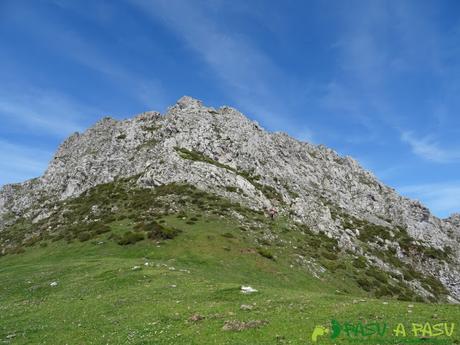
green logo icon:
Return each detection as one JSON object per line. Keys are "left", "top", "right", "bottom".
{"left": 311, "top": 325, "right": 329, "bottom": 343}
{"left": 330, "top": 319, "right": 342, "bottom": 339}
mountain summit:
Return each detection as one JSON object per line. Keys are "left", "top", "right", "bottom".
{"left": 1, "top": 97, "right": 459, "bottom": 301}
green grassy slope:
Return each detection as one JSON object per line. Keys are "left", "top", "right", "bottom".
{"left": 0, "top": 181, "right": 459, "bottom": 344}
{"left": 1, "top": 214, "right": 459, "bottom": 344}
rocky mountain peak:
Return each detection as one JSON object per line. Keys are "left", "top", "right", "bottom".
{"left": 174, "top": 95, "right": 204, "bottom": 110}
{"left": 0, "top": 97, "right": 459, "bottom": 301}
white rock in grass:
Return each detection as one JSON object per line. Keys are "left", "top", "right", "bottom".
{"left": 240, "top": 304, "right": 254, "bottom": 310}
{"left": 50, "top": 281, "right": 58, "bottom": 287}
{"left": 241, "top": 286, "right": 258, "bottom": 294}
{"left": 131, "top": 266, "right": 141, "bottom": 271}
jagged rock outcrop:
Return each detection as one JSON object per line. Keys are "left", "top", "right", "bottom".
{"left": 1, "top": 96, "right": 459, "bottom": 300}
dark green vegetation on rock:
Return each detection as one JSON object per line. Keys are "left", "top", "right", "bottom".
{"left": 174, "top": 147, "right": 283, "bottom": 202}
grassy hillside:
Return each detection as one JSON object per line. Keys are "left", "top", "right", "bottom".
{"left": 0, "top": 181, "right": 459, "bottom": 344}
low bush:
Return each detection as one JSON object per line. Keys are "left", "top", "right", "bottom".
{"left": 24, "top": 236, "right": 41, "bottom": 247}
{"left": 358, "top": 223, "right": 392, "bottom": 242}
{"left": 222, "top": 232, "right": 235, "bottom": 238}
{"left": 397, "top": 291, "right": 413, "bottom": 301}
{"left": 422, "top": 275, "right": 447, "bottom": 296}
{"left": 356, "top": 277, "right": 372, "bottom": 291}
{"left": 94, "top": 224, "right": 111, "bottom": 234}
{"left": 9, "top": 246, "right": 25, "bottom": 255}
{"left": 78, "top": 231, "right": 91, "bottom": 242}
{"left": 367, "top": 268, "right": 388, "bottom": 284}
{"left": 257, "top": 247, "right": 274, "bottom": 260}
{"left": 118, "top": 231, "right": 145, "bottom": 245}
{"left": 225, "top": 186, "right": 238, "bottom": 193}
{"left": 336, "top": 262, "right": 346, "bottom": 270}
{"left": 320, "top": 259, "right": 337, "bottom": 272}
{"left": 375, "top": 285, "right": 393, "bottom": 298}
{"left": 136, "top": 221, "right": 182, "bottom": 240}
{"left": 321, "top": 251, "right": 338, "bottom": 260}
{"left": 353, "top": 257, "right": 367, "bottom": 269}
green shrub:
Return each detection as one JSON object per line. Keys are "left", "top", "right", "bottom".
{"left": 78, "top": 232, "right": 91, "bottom": 242}
{"left": 402, "top": 267, "right": 423, "bottom": 281}
{"left": 375, "top": 286, "right": 393, "bottom": 298}
{"left": 388, "top": 284, "right": 402, "bottom": 295}
{"left": 420, "top": 246, "right": 450, "bottom": 261}
{"left": 307, "top": 237, "right": 322, "bottom": 247}
{"left": 222, "top": 232, "right": 235, "bottom": 239}
{"left": 403, "top": 270, "right": 414, "bottom": 281}
{"left": 94, "top": 224, "right": 111, "bottom": 234}
{"left": 321, "top": 251, "right": 338, "bottom": 260}
{"left": 257, "top": 247, "right": 274, "bottom": 260}
{"left": 259, "top": 238, "right": 271, "bottom": 246}
{"left": 356, "top": 277, "right": 372, "bottom": 291}
{"left": 422, "top": 275, "right": 447, "bottom": 296}
{"left": 336, "top": 262, "right": 346, "bottom": 270}
{"left": 142, "top": 221, "right": 181, "bottom": 240}
{"left": 118, "top": 231, "right": 145, "bottom": 245}
{"left": 386, "top": 254, "right": 404, "bottom": 268}
{"left": 353, "top": 257, "right": 367, "bottom": 269}
{"left": 24, "top": 236, "right": 41, "bottom": 247}
{"left": 319, "top": 234, "right": 338, "bottom": 251}
{"left": 358, "top": 223, "right": 392, "bottom": 242}
{"left": 320, "top": 260, "right": 337, "bottom": 272}
{"left": 397, "top": 292, "right": 413, "bottom": 301}
{"left": 174, "top": 147, "right": 233, "bottom": 171}
{"left": 367, "top": 268, "right": 388, "bottom": 284}
{"left": 9, "top": 246, "right": 25, "bottom": 255}
{"left": 51, "top": 233, "right": 65, "bottom": 242}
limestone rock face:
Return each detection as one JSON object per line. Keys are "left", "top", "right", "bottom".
{"left": 1, "top": 96, "right": 459, "bottom": 299}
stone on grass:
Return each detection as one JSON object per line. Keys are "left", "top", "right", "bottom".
{"left": 188, "top": 314, "right": 205, "bottom": 322}
{"left": 241, "top": 286, "right": 258, "bottom": 294}
{"left": 240, "top": 304, "right": 254, "bottom": 310}
{"left": 222, "top": 320, "right": 268, "bottom": 331}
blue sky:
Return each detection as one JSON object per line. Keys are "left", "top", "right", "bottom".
{"left": 1, "top": 0, "right": 460, "bottom": 218}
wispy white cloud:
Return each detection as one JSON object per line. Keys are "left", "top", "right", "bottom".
{"left": 0, "top": 140, "right": 52, "bottom": 185}
{"left": 317, "top": 4, "right": 398, "bottom": 142}
{"left": 0, "top": 86, "right": 94, "bottom": 185}
{"left": 130, "top": 0, "right": 300, "bottom": 130}
{"left": 0, "top": 87, "right": 97, "bottom": 137}
{"left": 320, "top": 82, "right": 361, "bottom": 114}
{"left": 399, "top": 182, "right": 460, "bottom": 218}
{"left": 401, "top": 131, "right": 460, "bottom": 163}
{"left": 4, "top": 3, "right": 166, "bottom": 110}
{"left": 50, "top": 29, "right": 166, "bottom": 109}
